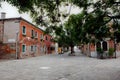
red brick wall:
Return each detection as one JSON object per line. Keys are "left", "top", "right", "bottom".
{"left": 19, "top": 20, "right": 44, "bottom": 58}
{"left": 90, "top": 43, "right": 95, "bottom": 51}
{"left": 109, "top": 40, "right": 114, "bottom": 48}
{"left": 0, "top": 43, "right": 16, "bottom": 59}
{"left": 44, "top": 35, "right": 52, "bottom": 54}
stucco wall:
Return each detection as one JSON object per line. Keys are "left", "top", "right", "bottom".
{"left": 3, "top": 20, "right": 19, "bottom": 43}
{"left": 0, "top": 21, "right": 3, "bottom": 42}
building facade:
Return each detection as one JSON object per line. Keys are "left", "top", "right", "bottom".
{"left": 0, "top": 17, "right": 54, "bottom": 59}
{"left": 44, "top": 35, "right": 53, "bottom": 54}
{"left": 82, "top": 39, "right": 120, "bottom": 58}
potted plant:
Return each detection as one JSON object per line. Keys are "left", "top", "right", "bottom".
{"left": 97, "top": 47, "right": 104, "bottom": 59}
{"left": 108, "top": 48, "right": 114, "bottom": 58}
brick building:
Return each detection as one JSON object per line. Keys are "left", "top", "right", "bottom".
{"left": 0, "top": 14, "right": 54, "bottom": 59}
{"left": 44, "top": 35, "right": 53, "bottom": 54}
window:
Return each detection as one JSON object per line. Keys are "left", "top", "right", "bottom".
{"left": 22, "top": 45, "right": 26, "bottom": 52}
{"left": 34, "top": 45, "right": 37, "bottom": 52}
{"left": 31, "top": 45, "right": 37, "bottom": 52}
{"left": 22, "top": 26, "right": 26, "bottom": 35}
{"left": 31, "top": 45, "right": 34, "bottom": 51}
{"left": 35, "top": 31, "right": 38, "bottom": 38}
{"left": 102, "top": 41, "right": 107, "bottom": 51}
{"left": 31, "top": 30, "right": 34, "bottom": 38}
{"left": 46, "top": 36, "right": 48, "bottom": 40}
{"left": 40, "top": 34, "right": 44, "bottom": 39}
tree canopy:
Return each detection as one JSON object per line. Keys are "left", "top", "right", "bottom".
{"left": 0, "top": 0, "right": 120, "bottom": 45}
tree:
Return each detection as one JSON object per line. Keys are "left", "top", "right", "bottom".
{"left": 1, "top": 0, "right": 120, "bottom": 47}
{"left": 1, "top": 0, "right": 119, "bottom": 23}
{"left": 1, "top": 0, "right": 67, "bottom": 26}
{"left": 54, "top": 13, "right": 85, "bottom": 54}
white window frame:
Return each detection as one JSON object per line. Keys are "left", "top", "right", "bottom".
{"left": 34, "top": 45, "right": 37, "bottom": 52}
{"left": 40, "top": 34, "right": 44, "bottom": 40}
{"left": 40, "top": 34, "right": 42, "bottom": 39}
{"left": 22, "top": 26, "right": 26, "bottom": 35}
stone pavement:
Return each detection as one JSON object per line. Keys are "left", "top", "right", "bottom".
{"left": 0, "top": 51, "right": 120, "bottom": 80}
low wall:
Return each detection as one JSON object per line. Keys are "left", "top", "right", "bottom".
{"left": 90, "top": 51, "right": 97, "bottom": 58}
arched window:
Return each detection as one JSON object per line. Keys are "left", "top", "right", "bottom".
{"left": 102, "top": 41, "right": 107, "bottom": 51}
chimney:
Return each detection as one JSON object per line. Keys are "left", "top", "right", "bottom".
{"left": 1, "top": 12, "right": 6, "bottom": 19}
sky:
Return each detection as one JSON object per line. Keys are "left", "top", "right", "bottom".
{"left": 0, "top": 2, "right": 32, "bottom": 23}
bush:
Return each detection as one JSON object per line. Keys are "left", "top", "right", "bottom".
{"left": 97, "top": 48, "right": 103, "bottom": 54}
{"left": 108, "top": 48, "right": 114, "bottom": 57}
{"left": 97, "top": 47, "right": 104, "bottom": 59}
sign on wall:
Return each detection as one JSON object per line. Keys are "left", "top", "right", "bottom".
{"left": 8, "top": 39, "right": 15, "bottom": 43}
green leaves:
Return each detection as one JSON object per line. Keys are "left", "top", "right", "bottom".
{"left": 64, "top": 12, "right": 85, "bottom": 45}
{"left": 1, "top": 0, "right": 120, "bottom": 45}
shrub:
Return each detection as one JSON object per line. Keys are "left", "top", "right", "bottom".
{"left": 108, "top": 48, "right": 114, "bottom": 57}
{"left": 97, "top": 47, "right": 104, "bottom": 59}
{"left": 97, "top": 48, "right": 103, "bottom": 54}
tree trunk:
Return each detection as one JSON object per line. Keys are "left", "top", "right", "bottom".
{"left": 69, "top": 45, "right": 75, "bottom": 56}
{"left": 71, "top": 45, "right": 74, "bottom": 54}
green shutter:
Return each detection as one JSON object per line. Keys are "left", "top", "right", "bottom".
{"left": 22, "top": 45, "right": 26, "bottom": 52}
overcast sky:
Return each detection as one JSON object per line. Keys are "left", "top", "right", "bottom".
{"left": 0, "top": 2, "right": 32, "bottom": 22}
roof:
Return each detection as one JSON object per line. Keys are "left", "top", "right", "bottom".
{"left": 0, "top": 17, "right": 44, "bottom": 32}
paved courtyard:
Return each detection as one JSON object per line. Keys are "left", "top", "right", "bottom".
{"left": 0, "top": 51, "right": 120, "bottom": 80}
